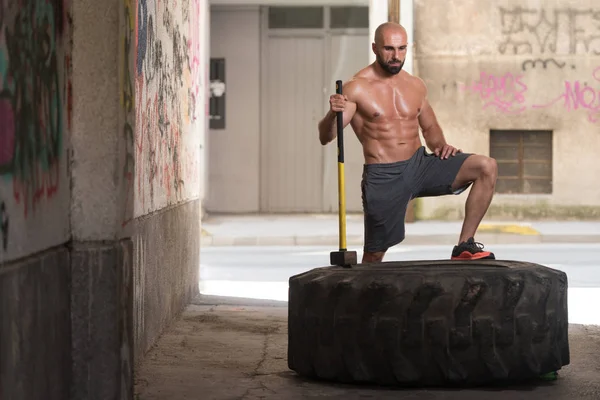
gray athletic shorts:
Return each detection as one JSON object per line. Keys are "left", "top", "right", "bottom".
{"left": 361, "top": 146, "right": 472, "bottom": 253}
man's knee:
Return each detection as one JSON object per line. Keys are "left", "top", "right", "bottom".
{"left": 481, "top": 156, "right": 498, "bottom": 180}
{"left": 465, "top": 154, "right": 497, "bottom": 182}
{"left": 362, "top": 251, "right": 385, "bottom": 263}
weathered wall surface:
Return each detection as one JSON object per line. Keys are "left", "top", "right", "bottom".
{"left": 0, "top": 248, "right": 71, "bottom": 400}
{"left": 0, "top": 0, "right": 207, "bottom": 397}
{"left": 0, "top": 0, "right": 71, "bottom": 263}
{"left": 414, "top": 0, "right": 600, "bottom": 220}
{"left": 67, "top": 1, "right": 136, "bottom": 398}
{"left": 131, "top": 0, "right": 207, "bottom": 364}
{"left": 70, "top": 240, "right": 133, "bottom": 400}
{"left": 133, "top": 0, "right": 204, "bottom": 217}
{"left": 132, "top": 199, "right": 200, "bottom": 362}
{"left": 0, "top": 1, "right": 73, "bottom": 399}
{"left": 71, "top": 0, "right": 122, "bottom": 241}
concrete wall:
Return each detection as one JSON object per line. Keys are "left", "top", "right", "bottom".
{"left": 414, "top": 0, "right": 600, "bottom": 220}
{"left": 0, "top": 248, "right": 71, "bottom": 400}
{"left": 131, "top": 0, "right": 208, "bottom": 363}
{"left": 0, "top": 0, "right": 71, "bottom": 263}
{"left": 206, "top": 6, "right": 261, "bottom": 212}
{"left": 134, "top": 0, "right": 204, "bottom": 216}
{"left": 0, "top": 0, "right": 208, "bottom": 399}
{"left": 70, "top": 0, "right": 132, "bottom": 396}
{"left": 0, "top": 1, "right": 72, "bottom": 398}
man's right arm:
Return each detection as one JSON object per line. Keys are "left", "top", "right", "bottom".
{"left": 317, "top": 82, "right": 358, "bottom": 145}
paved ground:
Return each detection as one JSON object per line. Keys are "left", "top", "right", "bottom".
{"left": 134, "top": 242, "right": 600, "bottom": 399}
{"left": 200, "top": 214, "right": 600, "bottom": 247}
{"left": 134, "top": 297, "right": 600, "bottom": 400}
{"left": 199, "top": 243, "right": 600, "bottom": 326}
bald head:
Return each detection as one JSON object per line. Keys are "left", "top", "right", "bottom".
{"left": 374, "top": 22, "right": 407, "bottom": 46}
{"left": 371, "top": 22, "right": 408, "bottom": 76}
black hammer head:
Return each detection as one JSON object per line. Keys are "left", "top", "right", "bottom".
{"left": 330, "top": 250, "right": 358, "bottom": 267}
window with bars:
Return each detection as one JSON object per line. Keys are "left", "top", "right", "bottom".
{"left": 489, "top": 130, "right": 553, "bottom": 194}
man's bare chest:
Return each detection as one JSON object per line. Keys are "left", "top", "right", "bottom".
{"left": 357, "top": 85, "right": 422, "bottom": 121}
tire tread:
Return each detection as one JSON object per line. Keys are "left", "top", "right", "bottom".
{"left": 288, "top": 260, "right": 570, "bottom": 386}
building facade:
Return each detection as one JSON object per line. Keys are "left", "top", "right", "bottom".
{"left": 206, "top": 0, "right": 600, "bottom": 220}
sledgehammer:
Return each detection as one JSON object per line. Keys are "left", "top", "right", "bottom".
{"left": 330, "top": 80, "right": 358, "bottom": 268}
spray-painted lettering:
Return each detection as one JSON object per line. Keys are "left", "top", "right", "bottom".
{"left": 461, "top": 72, "right": 528, "bottom": 114}
{"left": 532, "top": 67, "right": 600, "bottom": 122}
{"left": 0, "top": 0, "right": 67, "bottom": 217}
{"left": 498, "top": 7, "right": 600, "bottom": 55}
{"left": 463, "top": 67, "right": 600, "bottom": 123}
{"left": 134, "top": 0, "right": 200, "bottom": 214}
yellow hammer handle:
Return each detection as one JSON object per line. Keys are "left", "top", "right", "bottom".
{"left": 335, "top": 80, "right": 347, "bottom": 251}
{"left": 338, "top": 160, "right": 347, "bottom": 250}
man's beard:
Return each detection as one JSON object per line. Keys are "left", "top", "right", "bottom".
{"left": 377, "top": 56, "right": 404, "bottom": 75}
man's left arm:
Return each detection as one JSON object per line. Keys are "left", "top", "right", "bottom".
{"left": 417, "top": 82, "right": 460, "bottom": 159}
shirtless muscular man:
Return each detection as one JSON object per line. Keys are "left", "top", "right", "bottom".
{"left": 318, "top": 22, "right": 498, "bottom": 263}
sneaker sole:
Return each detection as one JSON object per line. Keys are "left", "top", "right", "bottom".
{"left": 451, "top": 252, "right": 495, "bottom": 261}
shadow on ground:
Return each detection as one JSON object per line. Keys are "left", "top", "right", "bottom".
{"left": 134, "top": 295, "right": 600, "bottom": 400}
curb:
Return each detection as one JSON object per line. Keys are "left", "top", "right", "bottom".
{"left": 201, "top": 234, "right": 600, "bottom": 247}
{"left": 477, "top": 223, "right": 540, "bottom": 236}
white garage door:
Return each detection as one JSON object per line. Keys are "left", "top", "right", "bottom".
{"left": 260, "top": 5, "right": 369, "bottom": 213}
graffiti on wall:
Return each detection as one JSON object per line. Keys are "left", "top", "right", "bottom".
{"left": 0, "top": 200, "right": 8, "bottom": 251}
{"left": 121, "top": 0, "right": 135, "bottom": 227}
{"left": 498, "top": 6, "right": 600, "bottom": 56}
{"left": 0, "top": 0, "right": 69, "bottom": 218}
{"left": 461, "top": 6, "right": 600, "bottom": 123}
{"left": 188, "top": 0, "right": 202, "bottom": 122}
{"left": 521, "top": 58, "right": 573, "bottom": 72}
{"left": 133, "top": 0, "right": 201, "bottom": 214}
{"left": 462, "top": 72, "right": 528, "bottom": 114}
{"left": 462, "top": 67, "right": 600, "bottom": 122}
{"left": 533, "top": 67, "right": 600, "bottom": 122}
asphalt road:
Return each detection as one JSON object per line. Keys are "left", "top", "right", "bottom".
{"left": 199, "top": 243, "right": 600, "bottom": 326}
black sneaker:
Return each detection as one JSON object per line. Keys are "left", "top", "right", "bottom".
{"left": 451, "top": 237, "right": 495, "bottom": 260}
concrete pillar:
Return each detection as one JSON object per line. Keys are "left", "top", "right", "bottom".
{"left": 70, "top": 0, "right": 134, "bottom": 398}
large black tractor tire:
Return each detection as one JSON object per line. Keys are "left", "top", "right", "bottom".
{"left": 287, "top": 259, "right": 570, "bottom": 387}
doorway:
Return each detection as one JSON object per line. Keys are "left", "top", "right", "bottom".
{"left": 259, "top": 5, "right": 370, "bottom": 213}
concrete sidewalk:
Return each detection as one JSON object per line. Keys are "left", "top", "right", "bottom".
{"left": 135, "top": 295, "right": 600, "bottom": 400}
{"left": 201, "top": 214, "right": 600, "bottom": 247}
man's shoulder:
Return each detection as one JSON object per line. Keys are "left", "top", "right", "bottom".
{"left": 403, "top": 72, "right": 427, "bottom": 92}
{"left": 342, "top": 76, "right": 371, "bottom": 100}
{"left": 352, "top": 66, "right": 379, "bottom": 83}
{"left": 344, "top": 67, "right": 379, "bottom": 94}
